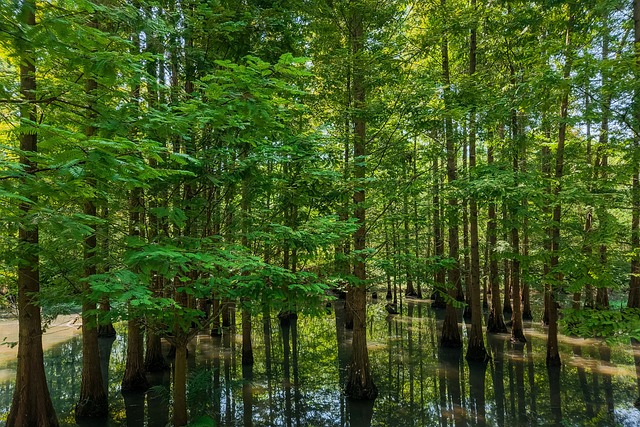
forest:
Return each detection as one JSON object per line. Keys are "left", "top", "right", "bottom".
{"left": 1, "top": 0, "right": 640, "bottom": 426}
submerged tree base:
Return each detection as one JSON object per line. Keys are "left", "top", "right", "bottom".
{"left": 487, "top": 311, "right": 508, "bottom": 334}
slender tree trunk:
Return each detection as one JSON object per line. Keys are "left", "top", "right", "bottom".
{"left": 440, "top": 0, "right": 462, "bottom": 348}
{"left": 76, "top": 61, "right": 108, "bottom": 421}
{"left": 345, "top": 11, "right": 377, "bottom": 400}
{"left": 487, "top": 144, "right": 507, "bottom": 334}
{"left": 404, "top": 154, "right": 417, "bottom": 297}
{"left": 629, "top": 0, "right": 640, "bottom": 309}
{"left": 510, "top": 112, "right": 526, "bottom": 343}
{"left": 502, "top": 203, "right": 512, "bottom": 315}
{"left": 466, "top": 3, "right": 489, "bottom": 360}
{"left": 122, "top": 318, "right": 149, "bottom": 391}
{"left": 173, "top": 343, "right": 188, "bottom": 426}
{"left": 97, "top": 207, "right": 116, "bottom": 338}
{"left": 122, "top": 188, "right": 149, "bottom": 391}
{"left": 463, "top": 135, "right": 472, "bottom": 319}
{"left": 7, "top": 4, "right": 59, "bottom": 426}
{"left": 542, "top": 122, "right": 552, "bottom": 327}
{"left": 547, "top": 9, "right": 574, "bottom": 367}
{"left": 432, "top": 154, "right": 446, "bottom": 309}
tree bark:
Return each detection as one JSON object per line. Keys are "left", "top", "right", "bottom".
{"left": 75, "top": 62, "right": 108, "bottom": 421}
{"left": 440, "top": 0, "right": 462, "bottom": 348}
{"left": 510, "top": 112, "right": 526, "bottom": 343}
{"left": 344, "top": 9, "right": 377, "bottom": 400}
{"left": 547, "top": 8, "right": 574, "bottom": 367}
{"left": 7, "top": 3, "right": 59, "bottom": 426}
{"left": 629, "top": 0, "right": 640, "bottom": 309}
{"left": 486, "top": 144, "right": 507, "bottom": 334}
{"left": 466, "top": 1, "right": 489, "bottom": 360}
{"left": 173, "top": 343, "right": 188, "bottom": 426}
{"left": 122, "top": 318, "right": 149, "bottom": 391}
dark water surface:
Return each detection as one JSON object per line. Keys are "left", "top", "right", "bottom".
{"left": 1, "top": 300, "right": 640, "bottom": 426}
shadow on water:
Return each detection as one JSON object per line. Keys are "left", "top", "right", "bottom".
{"left": 1, "top": 299, "right": 640, "bottom": 426}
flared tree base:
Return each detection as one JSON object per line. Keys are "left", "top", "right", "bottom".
{"left": 97, "top": 324, "right": 116, "bottom": 338}
{"left": 465, "top": 345, "right": 490, "bottom": 363}
{"left": 511, "top": 330, "right": 527, "bottom": 344}
{"left": 345, "top": 378, "right": 378, "bottom": 401}
{"left": 487, "top": 312, "right": 508, "bottom": 334}
{"left": 522, "top": 310, "right": 533, "bottom": 321}
{"left": 440, "top": 336, "right": 463, "bottom": 349}
{"left": 75, "top": 397, "right": 108, "bottom": 420}
{"left": 121, "top": 373, "right": 150, "bottom": 392}
{"left": 405, "top": 290, "right": 418, "bottom": 299}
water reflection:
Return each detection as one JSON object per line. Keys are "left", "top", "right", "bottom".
{"left": 0, "top": 300, "right": 639, "bottom": 426}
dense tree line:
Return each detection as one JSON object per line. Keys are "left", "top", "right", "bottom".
{"left": 1, "top": 0, "right": 640, "bottom": 426}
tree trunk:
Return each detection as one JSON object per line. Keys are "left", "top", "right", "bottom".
{"left": 344, "top": 10, "right": 377, "bottom": 400}
{"left": 432, "top": 154, "right": 446, "bottom": 309}
{"left": 466, "top": 3, "right": 489, "bottom": 360}
{"left": 440, "top": 0, "right": 462, "bottom": 348}
{"left": 486, "top": 144, "right": 507, "bottom": 334}
{"left": 502, "top": 203, "right": 512, "bottom": 315}
{"left": 122, "top": 318, "right": 150, "bottom": 391}
{"left": 510, "top": 112, "right": 526, "bottom": 343}
{"left": 629, "top": 0, "right": 640, "bottom": 309}
{"left": 173, "top": 343, "right": 188, "bottom": 426}
{"left": 76, "top": 65, "right": 108, "bottom": 421}
{"left": 547, "top": 8, "right": 574, "bottom": 367}
{"left": 122, "top": 187, "right": 149, "bottom": 391}
{"left": 7, "top": 4, "right": 59, "bottom": 425}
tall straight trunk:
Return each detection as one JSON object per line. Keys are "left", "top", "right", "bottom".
{"left": 122, "top": 188, "right": 149, "bottom": 391}
{"left": 502, "top": 203, "right": 512, "bottom": 314}
{"left": 510, "top": 112, "right": 526, "bottom": 343}
{"left": 432, "top": 154, "right": 446, "bottom": 308}
{"left": 628, "top": 0, "right": 640, "bottom": 308}
{"left": 345, "top": 12, "right": 377, "bottom": 400}
{"left": 595, "top": 28, "right": 612, "bottom": 310}
{"left": 487, "top": 144, "right": 507, "bottom": 334}
{"left": 466, "top": 2, "right": 489, "bottom": 360}
{"left": 76, "top": 64, "right": 108, "bottom": 421}
{"left": 542, "top": 123, "right": 552, "bottom": 326}
{"left": 462, "top": 135, "right": 472, "bottom": 319}
{"left": 241, "top": 147, "right": 253, "bottom": 366}
{"left": 440, "top": 10, "right": 462, "bottom": 347}
{"left": 7, "top": 4, "right": 59, "bottom": 426}
{"left": 122, "top": 318, "right": 149, "bottom": 391}
{"left": 547, "top": 9, "right": 574, "bottom": 367}
{"left": 404, "top": 154, "right": 417, "bottom": 297}
{"left": 97, "top": 206, "right": 116, "bottom": 338}
{"left": 146, "top": 275, "right": 169, "bottom": 371}
{"left": 412, "top": 140, "right": 423, "bottom": 299}
{"left": 521, "top": 155, "right": 532, "bottom": 320}
{"left": 122, "top": 19, "right": 148, "bottom": 391}
{"left": 173, "top": 344, "right": 188, "bottom": 426}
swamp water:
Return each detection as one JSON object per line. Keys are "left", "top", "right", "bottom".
{"left": 1, "top": 300, "right": 640, "bottom": 426}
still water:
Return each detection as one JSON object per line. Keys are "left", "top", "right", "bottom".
{"left": 1, "top": 300, "right": 640, "bottom": 426}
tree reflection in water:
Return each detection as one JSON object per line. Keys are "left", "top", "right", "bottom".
{"left": 1, "top": 300, "right": 640, "bottom": 426}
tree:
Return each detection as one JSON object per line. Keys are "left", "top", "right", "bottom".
{"left": 6, "top": 2, "right": 59, "bottom": 425}
{"left": 344, "top": 1, "right": 377, "bottom": 400}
